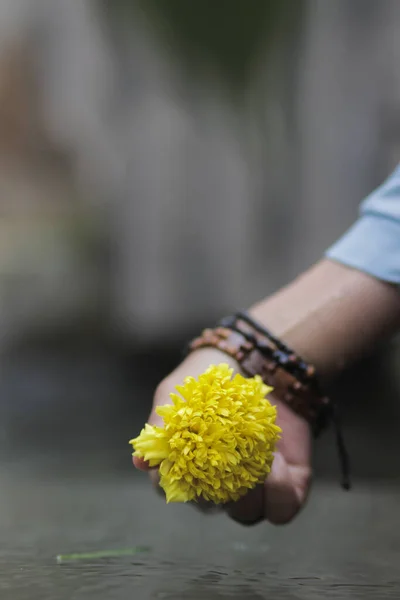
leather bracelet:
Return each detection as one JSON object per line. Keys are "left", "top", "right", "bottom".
{"left": 189, "top": 325, "right": 330, "bottom": 436}
{"left": 220, "top": 312, "right": 318, "bottom": 385}
{"left": 187, "top": 312, "right": 350, "bottom": 489}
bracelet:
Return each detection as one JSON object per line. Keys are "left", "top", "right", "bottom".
{"left": 187, "top": 311, "right": 350, "bottom": 490}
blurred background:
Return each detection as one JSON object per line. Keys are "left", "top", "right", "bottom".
{"left": 0, "top": 2, "right": 400, "bottom": 597}
{"left": 0, "top": 0, "right": 399, "bottom": 470}
{"left": 1, "top": 0, "right": 400, "bottom": 468}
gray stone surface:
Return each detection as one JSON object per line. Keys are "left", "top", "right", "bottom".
{"left": 1, "top": 472, "right": 399, "bottom": 599}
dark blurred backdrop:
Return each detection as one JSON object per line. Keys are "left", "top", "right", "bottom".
{"left": 0, "top": 0, "right": 399, "bottom": 483}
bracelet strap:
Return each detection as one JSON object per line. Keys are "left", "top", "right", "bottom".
{"left": 187, "top": 311, "right": 350, "bottom": 490}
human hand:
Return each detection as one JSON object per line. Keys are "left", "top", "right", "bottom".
{"left": 133, "top": 347, "right": 312, "bottom": 525}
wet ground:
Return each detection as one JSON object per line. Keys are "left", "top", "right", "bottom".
{"left": 1, "top": 343, "right": 400, "bottom": 599}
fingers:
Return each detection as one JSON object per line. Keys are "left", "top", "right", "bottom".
{"left": 225, "top": 452, "right": 312, "bottom": 526}
{"left": 134, "top": 442, "right": 310, "bottom": 524}
{"left": 225, "top": 485, "right": 264, "bottom": 525}
{"left": 135, "top": 451, "right": 311, "bottom": 523}
{"left": 192, "top": 497, "right": 224, "bottom": 515}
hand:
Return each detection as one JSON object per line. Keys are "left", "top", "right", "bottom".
{"left": 133, "top": 347, "right": 312, "bottom": 525}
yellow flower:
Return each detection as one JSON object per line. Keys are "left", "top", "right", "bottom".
{"left": 129, "top": 363, "right": 281, "bottom": 504}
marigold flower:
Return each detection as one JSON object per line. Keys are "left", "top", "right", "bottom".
{"left": 129, "top": 363, "right": 281, "bottom": 504}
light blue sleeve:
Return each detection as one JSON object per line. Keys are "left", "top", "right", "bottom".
{"left": 326, "top": 164, "right": 400, "bottom": 284}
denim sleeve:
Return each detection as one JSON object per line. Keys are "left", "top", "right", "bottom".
{"left": 326, "top": 164, "right": 400, "bottom": 284}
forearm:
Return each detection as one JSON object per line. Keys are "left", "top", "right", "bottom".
{"left": 250, "top": 258, "right": 400, "bottom": 382}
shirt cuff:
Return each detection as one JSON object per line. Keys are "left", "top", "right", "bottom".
{"left": 326, "top": 214, "right": 400, "bottom": 285}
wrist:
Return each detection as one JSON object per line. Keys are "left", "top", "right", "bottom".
{"left": 249, "top": 258, "right": 400, "bottom": 381}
